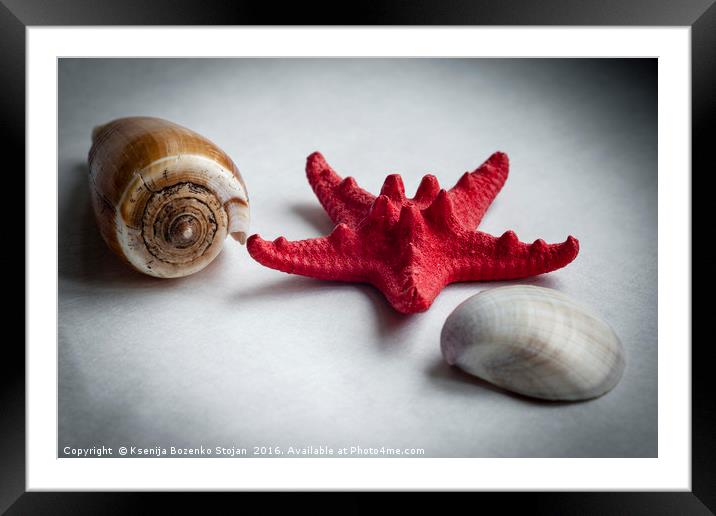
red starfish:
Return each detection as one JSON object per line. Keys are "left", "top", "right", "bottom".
{"left": 247, "top": 151, "right": 579, "bottom": 313}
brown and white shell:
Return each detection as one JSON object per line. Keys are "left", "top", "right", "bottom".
{"left": 88, "top": 117, "right": 250, "bottom": 278}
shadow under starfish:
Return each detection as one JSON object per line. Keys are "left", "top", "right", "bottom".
{"left": 247, "top": 151, "right": 579, "bottom": 314}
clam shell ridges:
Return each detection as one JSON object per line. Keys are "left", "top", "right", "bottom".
{"left": 440, "top": 285, "right": 625, "bottom": 401}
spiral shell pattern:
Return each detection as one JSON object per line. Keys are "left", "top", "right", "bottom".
{"left": 88, "top": 117, "right": 249, "bottom": 278}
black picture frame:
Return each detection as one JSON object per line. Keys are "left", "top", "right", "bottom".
{"left": 6, "top": 0, "right": 710, "bottom": 513}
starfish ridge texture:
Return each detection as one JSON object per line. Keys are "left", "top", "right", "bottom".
{"left": 247, "top": 151, "right": 579, "bottom": 314}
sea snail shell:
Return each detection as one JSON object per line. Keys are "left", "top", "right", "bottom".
{"left": 88, "top": 117, "right": 250, "bottom": 278}
{"left": 441, "top": 285, "right": 625, "bottom": 401}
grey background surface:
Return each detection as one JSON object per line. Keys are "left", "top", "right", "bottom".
{"left": 58, "top": 58, "right": 657, "bottom": 457}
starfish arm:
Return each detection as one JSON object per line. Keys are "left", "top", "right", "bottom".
{"left": 305, "top": 152, "right": 376, "bottom": 226}
{"left": 246, "top": 224, "right": 367, "bottom": 282}
{"left": 448, "top": 151, "right": 509, "bottom": 229}
{"left": 451, "top": 230, "right": 579, "bottom": 282}
{"left": 369, "top": 263, "right": 451, "bottom": 314}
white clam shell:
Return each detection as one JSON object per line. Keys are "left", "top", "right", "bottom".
{"left": 440, "top": 285, "right": 625, "bottom": 401}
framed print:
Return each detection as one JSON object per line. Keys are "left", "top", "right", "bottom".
{"left": 7, "top": 0, "right": 711, "bottom": 512}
